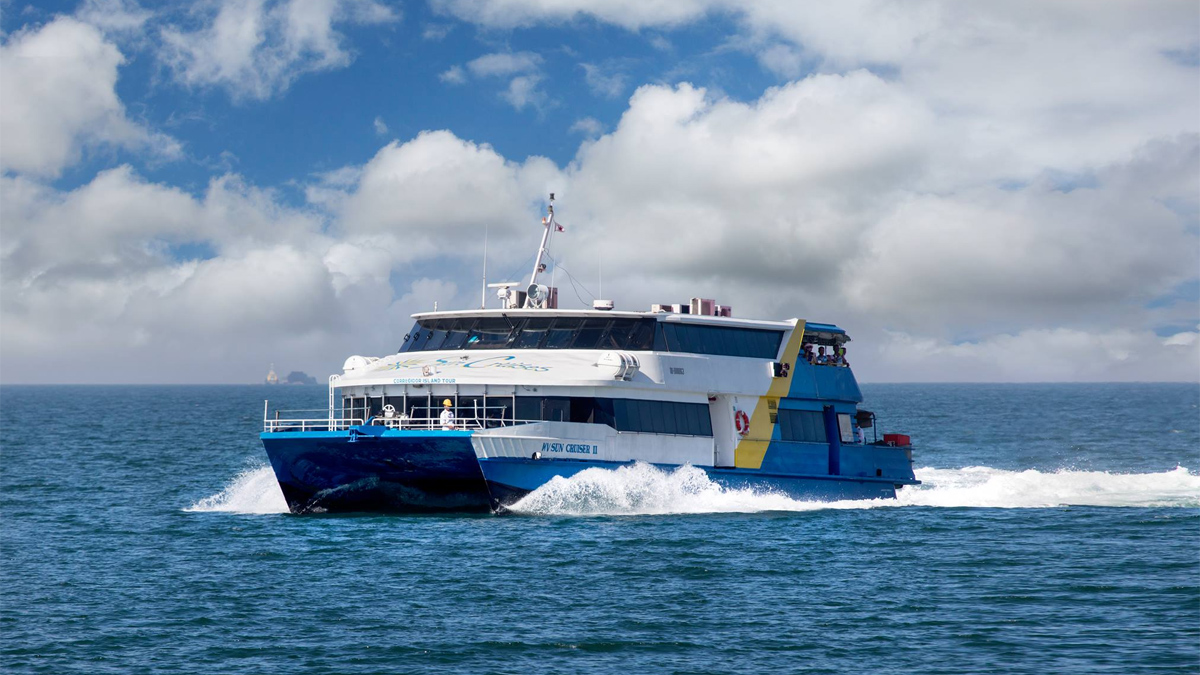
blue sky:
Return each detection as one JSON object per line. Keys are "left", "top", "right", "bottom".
{"left": 1, "top": 0, "right": 1198, "bottom": 383}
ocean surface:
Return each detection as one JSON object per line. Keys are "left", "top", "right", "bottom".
{"left": 2, "top": 383, "right": 1198, "bottom": 674}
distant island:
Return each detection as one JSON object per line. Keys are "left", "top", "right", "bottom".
{"left": 265, "top": 364, "right": 317, "bottom": 385}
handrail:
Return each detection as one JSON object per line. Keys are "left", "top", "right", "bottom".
{"left": 262, "top": 412, "right": 549, "bottom": 433}
{"left": 263, "top": 417, "right": 365, "bottom": 432}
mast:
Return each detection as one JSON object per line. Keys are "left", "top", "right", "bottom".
{"left": 480, "top": 223, "right": 488, "bottom": 309}
{"left": 525, "top": 193, "right": 556, "bottom": 308}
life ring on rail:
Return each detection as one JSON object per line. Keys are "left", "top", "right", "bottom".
{"left": 734, "top": 409, "right": 750, "bottom": 436}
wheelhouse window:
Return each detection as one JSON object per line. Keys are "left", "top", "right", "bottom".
{"left": 398, "top": 317, "right": 661, "bottom": 352}
{"left": 395, "top": 315, "right": 781, "bottom": 358}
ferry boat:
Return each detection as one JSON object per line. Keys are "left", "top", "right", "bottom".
{"left": 260, "top": 196, "right": 918, "bottom": 513}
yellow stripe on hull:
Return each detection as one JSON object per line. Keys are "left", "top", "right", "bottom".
{"left": 734, "top": 320, "right": 805, "bottom": 469}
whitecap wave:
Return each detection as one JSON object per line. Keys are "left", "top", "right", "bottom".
{"left": 186, "top": 465, "right": 289, "bottom": 514}
{"left": 508, "top": 463, "right": 1200, "bottom": 516}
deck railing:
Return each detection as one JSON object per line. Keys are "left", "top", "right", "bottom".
{"left": 262, "top": 401, "right": 541, "bottom": 433}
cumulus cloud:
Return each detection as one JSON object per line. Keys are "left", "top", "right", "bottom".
{"left": 0, "top": 17, "right": 181, "bottom": 178}
{"left": 3, "top": 2, "right": 1197, "bottom": 383}
{"left": 0, "top": 164, "right": 437, "bottom": 383}
{"left": 435, "top": 0, "right": 1199, "bottom": 178}
{"left": 159, "top": 0, "right": 397, "bottom": 101}
{"left": 444, "top": 51, "right": 550, "bottom": 111}
{"left": 334, "top": 130, "right": 561, "bottom": 249}
{"left": 867, "top": 327, "right": 1200, "bottom": 383}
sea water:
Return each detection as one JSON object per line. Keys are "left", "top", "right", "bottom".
{"left": 2, "top": 383, "right": 1197, "bottom": 674}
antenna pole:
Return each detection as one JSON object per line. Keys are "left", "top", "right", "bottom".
{"left": 481, "top": 223, "right": 488, "bottom": 309}
{"left": 526, "top": 193, "right": 556, "bottom": 307}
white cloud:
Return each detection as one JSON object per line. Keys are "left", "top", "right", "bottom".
{"left": 439, "top": 64, "right": 467, "bottom": 84}
{"left": 422, "top": 22, "right": 453, "bottom": 40}
{"left": 866, "top": 327, "right": 1200, "bottom": 383}
{"left": 0, "top": 17, "right": 181, "bottom": 178}
{"left": 502, "top": 74, "right": 546, "bottom": 111}
{"left": 581, "top": 62, "right": 627, "bottom": 99}
{"left": 435, "top": 0, "right": 1200, "bottom": 179}
{"left": 3, "top": 1, "right": 1197, "bottom": 383}
{"left": 159, "top": 0, "right": 398, "bottom": 101}
{"left": 569, "top": 116, "right": 603, "bottom": 137}
{"left": 76, "top": 0, "right": 153, "bottom": 36}
{"left": 445, "top": 51, "right": 550, "bottom": 111}
{"left": 430, "top": 0, "right": 718, "bottom": 30}
{"left": 373, "top": 116, "right": 388, "bottom": 135}
{"left": 466, "top": 50, "right": 542, "bottom": 77}
{"left": 335, "top": 130, "right": 561, "bottom": 249}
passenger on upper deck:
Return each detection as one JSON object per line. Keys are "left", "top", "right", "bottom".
{"left": 833, "top": 346, "right": 849, "bottom": 367}
{"left": 815, "top": 346, "right": 830, "bottom": 365}
{"left": 802, "top": 343, "right": 815, "bottom": 364}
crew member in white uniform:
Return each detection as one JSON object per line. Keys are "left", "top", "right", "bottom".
{"left": 439, "top": 399, "right": 456, "bottom": 430}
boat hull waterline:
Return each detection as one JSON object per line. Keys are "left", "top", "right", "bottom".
{"left": 262, "top": 428, "right": 917, "bottom": 513}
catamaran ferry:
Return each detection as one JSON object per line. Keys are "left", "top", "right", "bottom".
{"left": 261, "top": 196, "right": 918, "bottom": 513}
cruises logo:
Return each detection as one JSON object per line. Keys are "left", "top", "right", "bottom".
{"left": 383, "top": 355, "right": 552, "bottom": 373}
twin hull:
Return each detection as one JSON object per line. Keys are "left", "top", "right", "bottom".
{"left": 261, "top": 423, "right": 917, "bottom": 513}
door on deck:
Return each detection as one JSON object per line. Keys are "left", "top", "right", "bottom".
{"left": 710, "top": 395, "right": 737, "bottom": 467}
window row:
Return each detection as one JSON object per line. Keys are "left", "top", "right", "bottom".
{"left": 400, "top": 317, "right": 657, "bottom": 353}
{"left": 658, "top": 323, "right": 784, "bottom": 359}
{"left": 777, "top": 409, "right": 828, "bottom": 443}
{"left": 345, "top": 394, "right": 713, "bottom": 437}
{"left": 514, "top": 396, "right": 713, "bottom": 437}
{"left": 399, "top": 315, "right": 784, "bottom": 360}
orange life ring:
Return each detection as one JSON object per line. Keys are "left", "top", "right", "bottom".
{"left": 734, "top": 409, "right": 750, "bottom": 436}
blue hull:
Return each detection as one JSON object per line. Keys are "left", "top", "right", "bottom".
{"left": 261, "top": 429, "right": 488, "bottom": 513}
{"left": 261, "top": 428, "right": 917, "bottom": 514}
{"left": 480, "top": 458, "right": 907, "bottom": 512}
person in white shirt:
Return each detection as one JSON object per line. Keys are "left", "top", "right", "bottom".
{"left": 439, "top": 399, "right": 456, "bottom": 430}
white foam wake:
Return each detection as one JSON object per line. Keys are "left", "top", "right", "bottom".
{"left": 186, "top": 465, "right": 289, "bottom": 514}
{"left": 508, "top": 463, "right": 1200, "bottom": 516}
{"left": 187, "top": 463, "right": 1200, "bottom": 517}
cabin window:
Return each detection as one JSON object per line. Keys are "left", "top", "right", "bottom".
{"left": 777, "top": 409, "right": 827, "bottom": 443}
{"left": 513, "top": 318, "right": 551, "bottom": 348}
{"left": 542, "top": 319, "right": 577, "bottom": 349}
{"left": 465, "top": 317, "right": 514, "bottom": 349}
{"left": 661, "top": 323, "right": 784, "bottom": 359}
{"left": 837, "top": 413, "right": 854, "bottom": 443}
{"left": 513, "top": 396, "right": 712, "bottom": 436}
{"left": 401, "top": 317, "right": 662, "bottom": 352}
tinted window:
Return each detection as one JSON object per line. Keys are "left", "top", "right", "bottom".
{"left": 778, "top": 409, "right": 827, "bottom": 443}
{"left": 465, "top": 317, "right": 513, "bottom": 349}
{"left": 543, "top": 319, "right": 577, "bottom": 349}
{"left": 514, "top": 318, "right": 550, "bottom": 348}
{"left": 658, "top": 323, "right": 783, "bottom": 359}
{"left": 403, "top": 316, "right": 661, "bottom": 352}
{"left": 571, "top": 319, "right": 610, "bottom": 349}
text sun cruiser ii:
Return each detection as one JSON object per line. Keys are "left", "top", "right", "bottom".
{"left": 261, "top": 196, "right": 918, "bottom": 513}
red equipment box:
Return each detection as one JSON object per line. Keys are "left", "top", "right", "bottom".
{"left": 883, "top": 433, "right": 911, "bottom": 447}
